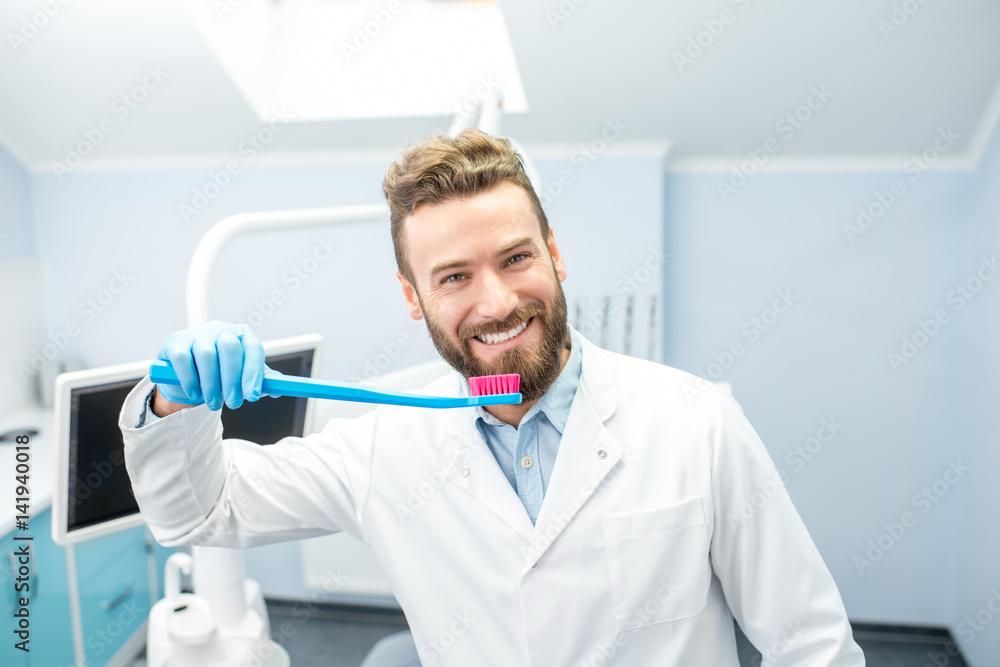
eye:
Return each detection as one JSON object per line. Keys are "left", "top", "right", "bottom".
{"left": 442, "top": 274, "right": 465, "bottom": 284}
{"left": 507, "top": 253, "right": 529, "bottom": 266}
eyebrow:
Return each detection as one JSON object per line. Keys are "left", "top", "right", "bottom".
{"left": 429, "top": 236, "right": 539, "bottom": 280}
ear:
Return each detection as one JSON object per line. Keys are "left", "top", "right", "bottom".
{"left": 397, "top": 270, "right": 424, "bottom": 320}
{"left": 546, "top": 227, "right": 567, "bottom": 283}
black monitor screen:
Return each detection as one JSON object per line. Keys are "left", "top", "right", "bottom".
{"left": 68, "top": 379, "right": 142, "bottom": 532}
{"left": 219, "top": 351, "right": 314, "bottom": 442}
{"left": 66, "top": 349, "right": 315, "bottom": 534}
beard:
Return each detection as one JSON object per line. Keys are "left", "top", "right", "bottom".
{"left": 422, "top": 275, "right": 569, "bottom": 403}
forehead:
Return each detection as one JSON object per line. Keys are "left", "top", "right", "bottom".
{"left": 404, "top": 182, "right": 544, "bottom": 276}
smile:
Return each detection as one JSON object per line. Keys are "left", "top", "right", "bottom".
{"left": 474, "top": 318, "right": 530, "bottom": 345}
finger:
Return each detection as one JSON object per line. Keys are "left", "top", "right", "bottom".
{"left": 240, "top": 335, "right": 265, "bottom": 402}
{"left": 261, "top": 366, "right": 285, "bottom": 399}
{"left": 217, "top": 331, "right": 245, "bottom": 409}
{"left": 163, "top": 337, "right": 204, "bottom": 405}
{"left": 192, "top": 336, "right": 223, "bottom": 411}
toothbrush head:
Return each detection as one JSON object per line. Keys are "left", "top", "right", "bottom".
{"left": 468, "top": 374, "right": 521, "bottom": 398}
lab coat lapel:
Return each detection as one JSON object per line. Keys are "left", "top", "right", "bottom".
{"left": 525, "top": 336, "right": 624, "bottom": 569}
{"left": 444, "top": 409, "right": 536, "bottom": 542}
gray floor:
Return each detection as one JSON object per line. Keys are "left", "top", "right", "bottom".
{"left": 264, "top": 600, "right": 971, "bottom": 667}
{"left": 266, "top": 602, "right": 409, "bottom": 667}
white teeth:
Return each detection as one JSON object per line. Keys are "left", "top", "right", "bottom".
{"left": 476, "top": 318, "right": 529, "bottom": 345}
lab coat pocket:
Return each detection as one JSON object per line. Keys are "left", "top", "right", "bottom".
{"left": 602, "top": 496, "right": 711, "bottom": 631}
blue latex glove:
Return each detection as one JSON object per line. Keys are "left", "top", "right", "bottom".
{"left": 154, "top": 321, "right": 281, "bottom": 411}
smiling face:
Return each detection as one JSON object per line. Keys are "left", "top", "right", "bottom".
{"left": 397, "top": 181, "right": 569, "bottom": 402}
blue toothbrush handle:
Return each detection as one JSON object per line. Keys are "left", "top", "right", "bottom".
{"left": 148, "top": 360, "right": 521, "bottom": 409}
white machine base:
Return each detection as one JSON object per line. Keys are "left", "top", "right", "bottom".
{"left": 148, "top": 553, "right": 282, "bottom": 667}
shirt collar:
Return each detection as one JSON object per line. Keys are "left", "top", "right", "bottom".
{"left": 473, "top": 325, "right": 583, "bottom": 433}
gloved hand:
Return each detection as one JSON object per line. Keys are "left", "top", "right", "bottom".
{"left": 154, "top": 321, "right": 282, "bottom": 411}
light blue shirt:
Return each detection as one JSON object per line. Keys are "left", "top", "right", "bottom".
{"left": 472, "top": 326, "right": 582, "bottom": 525}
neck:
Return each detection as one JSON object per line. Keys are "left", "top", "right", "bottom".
{"left": 484, "top": 345, "right": 571, "bottom": 428}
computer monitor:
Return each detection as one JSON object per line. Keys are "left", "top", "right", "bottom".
{"left": 51, "top": 334, "right": 323, "bottom": 546}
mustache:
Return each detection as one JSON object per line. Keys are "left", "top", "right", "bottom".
{"left": 460, "top": 303, "right": 544, "bottom": 340}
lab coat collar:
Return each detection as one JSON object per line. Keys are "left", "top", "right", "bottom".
{"left": 525, "top": 333, "right": 624, "bottom": 568}
{"left": 573, "top": 326, "right": 618, "bottom": 422}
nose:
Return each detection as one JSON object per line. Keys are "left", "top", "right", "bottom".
{"left": 474, "top": 269, "right": 519, "bottom": 323}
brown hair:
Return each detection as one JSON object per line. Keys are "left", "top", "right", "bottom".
{"left": 382, "top": 128, "right": 549, "bottom": 286}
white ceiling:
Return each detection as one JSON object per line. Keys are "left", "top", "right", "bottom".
{"left": 0, "top": 0, "right": 998, "bottom": 172}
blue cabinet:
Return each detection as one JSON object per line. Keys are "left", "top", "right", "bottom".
{"left": 77, "top": 526, "right": 153, "bottom": 664}
{"left": 22, "top": 510, "right": 76, "bottom": 667}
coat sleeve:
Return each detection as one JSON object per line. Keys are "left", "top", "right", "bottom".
{"left": 705, "top": 385, "right": 865, "bottom": 666}
{"left": 119, "top": 376, "right": 376, "bottom": 549}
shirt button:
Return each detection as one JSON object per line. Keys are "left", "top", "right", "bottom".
{"left": 521, "top": 456, "right": 534, "bottom": 469}
{"left": 461, "top": 467, "right": 470, "bottom": 477}
{"left": 597, "top": 449, "right": 607, "bottom": 459}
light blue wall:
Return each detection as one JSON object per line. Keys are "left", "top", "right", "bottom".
{"left": 663, "top": 129, "right": 1000, "bottom": 644}
{"left": 0, "top": 143, "right": 33, "bottom": 259}
{"left": 952, "top": 128, "right": 1000, "bottom": 666}
{"left": 0, "top": 143, "right": 45, "bottom": 410}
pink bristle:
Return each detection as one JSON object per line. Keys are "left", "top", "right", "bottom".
{"left": 469, "top": 374, "right": 520, "bottom": 396}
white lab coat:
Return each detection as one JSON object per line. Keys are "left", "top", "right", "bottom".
{"left": 120, "top": 332, "right": 865, "bottom": 666}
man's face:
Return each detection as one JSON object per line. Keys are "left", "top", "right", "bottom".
{"left": 397, "top": 181, "right": 569, "bottom": 402}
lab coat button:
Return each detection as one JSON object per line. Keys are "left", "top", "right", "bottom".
{"left": 461, "top": 467, "right": 470, "bottom": 477}
{"left": 521, "top": 456, "right": 534, "bottom": 469}
{"left": 597, "top": 449, "right": 607, "bottom": 459}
